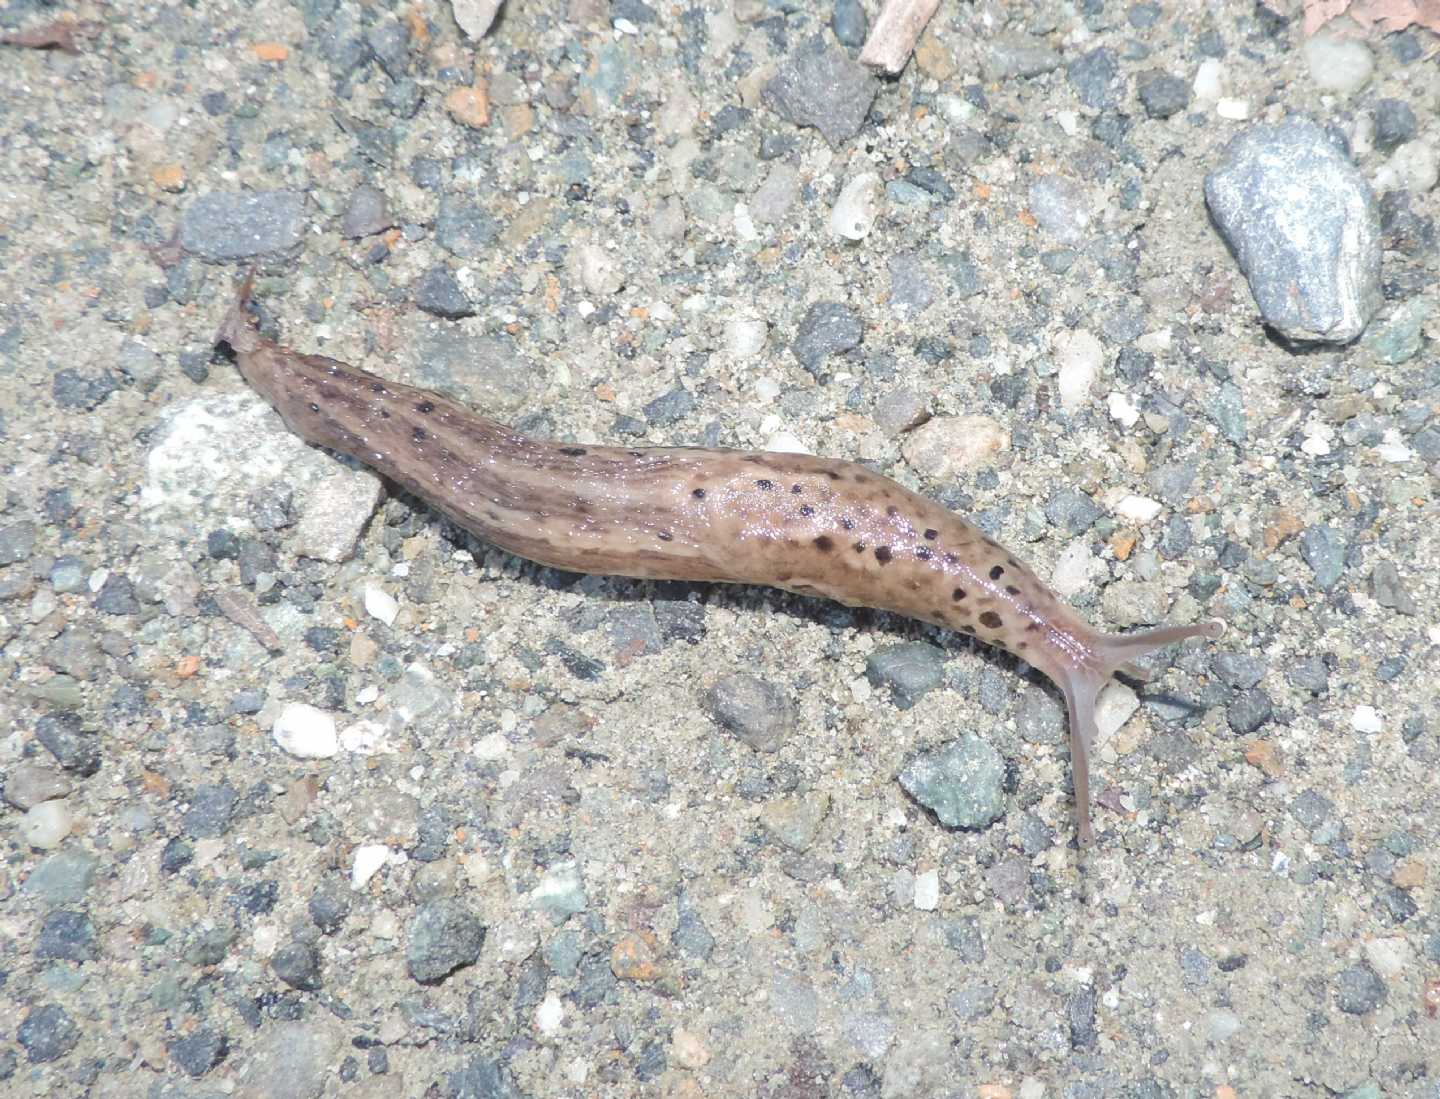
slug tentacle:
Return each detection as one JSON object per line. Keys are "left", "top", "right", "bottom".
{"left": 217, "top": 277, "right": 1229, "bottom": 848}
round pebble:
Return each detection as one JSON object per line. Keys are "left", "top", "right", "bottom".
{"left": 272, "top": 703, "right": 339, "bottom": 759}
{"left": 900, "top": 415, "right": 1009, "bottom": 477}
{"left": 830, "top": 172, "right": 882, "bottom": 241}
{"left": 22, "top": 800, "right": 74, "bottom": 849}
{"left": 1302, "top": 32, "right": 1373, "bottom": 96}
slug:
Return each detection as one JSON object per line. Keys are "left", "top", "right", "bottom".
{"left": 217, "top": 277, "right": 1224, "bottom": 847}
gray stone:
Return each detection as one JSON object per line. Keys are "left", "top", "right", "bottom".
{"left": 771, "top": 968, "right": 819, "bottom": 1033}
{"left": 183, "top": 782, "right": 237, "bottom": 838}
{"left": 1067, "top": 987, "right": 1098, "bottom": 1050}
{"left": 444, "top": 1055, "right": 526, "bottom": 1099}
{"left": 865, "top": 642, "right": 946, "bottom": 710}
{"left": 235, "top": 1020, "right": 341, "bottom": 1099}
{"left": 413, "top": 265, "right": 475, "bottom": 319}
{"left": 1335, "top": 962, "right": 1386, "bottom": 1014}
{"left": 17, "top": 1004, "right": 79, "bottom": 1063}
{"left": 1137, "top": 70, "right": 1190, "bottom": 119}
{"left": 1373, "top": 98, "right": 1417, "bottom": 152}
{"left": 898, "top": 736, "right": 1006, "bottom": 830}
{"left": 21, "top": 850, "right": 99, "bottom": 905}
{"left": 36, "top": 909, "right": 95, "bottom": 962}
{"left": 4, "top": 762, "right": 73, "bottom": 810}
{"left": 341, "top": 183, "right": 392, "bottom": 238}
{"left": 887, "top": 253, "right": 934, "bottom": 315}
{"left": 1287, "top": 656, "right": 1330, "bottom": 695}
{"left": 34, "top": 714, "right": 100, "bottom": 776}
{"left": 1204, "top": 117, "right": 1381, "bottom": 343}
{"left": 435, "top": 195, "right": 501, "bottom": 259}
{"left": 1226, "top": 688, "right": 1273, "bottom": 734}
{"left": 271, "top": 940, "right": 323, "bottom": 990}
{"left": 673, "top": 891, "right": 715, "bottom": 960}
{"left": 1066, "top": 48, "right": 1121, "bottom": 109}
{"left": 792, "top": 302, "right": 863, "bottom": 375}
{"left": 180, "top": 191, "right": 307, "bottom": 261}
{"left": 938, "top": 251, "right": 983, "bottom": 298}
{"left": 1370, "top": 560, "right": 1418, "bottom": 615}
{"left": 408, "top": 897, "right": 486, "bottom": 983}
{"left": 169, "top": 1027, "right": 228, "bottom": 1077}
{"left": 1028, "top": 175, "right": 1090, "bottom": 245}
{"left": 982, "top": 35, "right": 1061, "bottom": 81}
{"left": 1045, "top": 488, "right": 1102, "bottom": 534}
{"left": 705, "top": 673, "right": 794, "bottom": 752}
{"left": 1016, "top": 685, "right": 1064, "bottom": 744}
{"left": 831, "top": 0, "right": 867, "bottom": 48}
{"left": 1206, "top": 381, "right": 1247, "bottom": 444}
{"left": 116, "top": 340, "right": 163, "bottom": 392}
{"left": 759, "top": 791, "right": 830, "bottom": 852}
{"left": 948, "top": 983, "right": 995, "bottom": 1021}
{"left": 1213, "top": 652, "right": 1266, "bottom": 690}
{"left": 763, "top": 36, "right": 878, "bottom": 147}
{"left": 1300, "top": 525, "right": 1344, "bottom": 591}
{"left": 42, "top": 629, "right": 104, "bottom": 681}
{"left": 1290, "top": 788, "right": 1335, "bottom": 829}
{"left": 644, "top": 385, "right": 695, "bottom": 426}
{"left": 413, "top": 329, "right": 534, "bottom": 416}
{"left": 0, "top": 520, "right": 38, "bottom": 565}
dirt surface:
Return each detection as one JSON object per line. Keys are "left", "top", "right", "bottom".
{"left": 1, "top": 1, "right": 1437, "bottom": 1096}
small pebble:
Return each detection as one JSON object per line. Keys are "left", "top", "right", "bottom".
{"left": 1055, "top": 329, "right": 1102, "bottom": 411}
{"left": 22, "top": 800, "right": 74, "bottom": 849}
{"left": 866, "top": 642, "right": 947, "bottom": 710}
{"left": 407, "top": 897, "right": 486, "bottom": 983}
{"left": 900, "top": 415, "right": 1009, "bottom": 477}
{"left": 705, "top": 673, "right": 795, "bottom": 752}
{"left": 4, "top": 763, "right": 73, "bottom": 811}
{"left": 898, "top": 737, "right": 1005, "bottom": 830}
{"left": 1302, "top": 32, "right": 1374, "bottom": 96}
{"left": 364, "top": 584, "right": 399, "bottom": 625}
{"left": 724, "top": 317, "right": 767, "bottom": 358}
{"left": 830, "top": 172, "right": 882, "bottom": 241}
{"left": 913, "top": 869, "right": 940, "bottom": 911}
{"left": 272, "top": 703, "right": 339, "bottom": 759}
{"left": 351, "top": 843, "right": 392, "bottom": 889}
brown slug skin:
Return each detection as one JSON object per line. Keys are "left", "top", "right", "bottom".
{"left": 218, "top": 278, "right": 1224, "bottom": 847}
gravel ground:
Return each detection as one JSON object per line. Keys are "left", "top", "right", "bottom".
{"left": 2, "top": 1, "right": 1438, "bottom": 1096}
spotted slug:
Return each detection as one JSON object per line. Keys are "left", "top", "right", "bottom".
{"left": 217, "top": 277, "right": 1224, "bottom": 847}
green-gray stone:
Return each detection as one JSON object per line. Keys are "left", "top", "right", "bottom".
{"left": 898, "top": 736, "right": 1005, "bottom": 829}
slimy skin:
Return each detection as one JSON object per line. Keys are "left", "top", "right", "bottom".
{"left": 217, "top": 278, "right": 1224, "bottom": 846}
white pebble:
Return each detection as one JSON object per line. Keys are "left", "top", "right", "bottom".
{"left": 725, "top": 317, "right": 768, "bottom": 358}
{"left": 1107, "top": 391, "right": 1140, "bottom": 428}
{"left": 22, "top": 799, "right": 73, "bottom": 849}
{"left": 764, "top": 431, "right": 811, "bottom": 455}
{"left": 1388, "top": 141, "right": 1440, "bottom": 195}
{"left": 1111, "top": 493, "right": 1162, "bottom": 523}
{"left": 351, "top": 843, "right": 393, "bottom": 889}
{"left": 1055, "top": 329, "right": 1103, "bottom": 412}
{"left": 1051, "top": 540, "right": 1104, "bottom": 598}
{"left": 752, "top": 377, "right": 781, "bottom": 403}
{"left": 535, "top": 992, "right": 564, "bottom": 1036}
{"left": 1302, "top": 32, "right": 1373, "bottom": 96}
{"left": 273, "top": 703, "right": 339, "bottom": 759}
{"left": 830, "top": 172, "right": 882, "bottom": 241}
{"left": 339, "top": 719, "right": 389, "bottom": 755}
{"left": 1363, "top": 936, "right": 1410, "bottom": 980}
{"left": 364, "top": 584, "right": 399, "bottom": 626}
{"left": 575, "top": 242, "right": 623, "bottom": 296}
{"left": 1351, "top": 705, "right": 1383, "bottom": 734}
{"left": 1095, "top": 682, "right": 1140, "bottom": 744}
{"left": 900, "top": 415, "right": 1010, "bottom": 478}
{"left": 913, "top": 869, "right": 940, "bottom": 911}
{"left": 1216, "top": 98, "right": 1250, "bottom": 121}
{"left": 1193, "top": 59, "right": 1226, "bottom": 102}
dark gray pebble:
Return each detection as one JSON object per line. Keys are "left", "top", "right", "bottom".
{"left": 180, "top": 191, "right": 307, "bottom": 261}
{"left": 1300, "top": 525, "right": 1344, "bottom": 591}
{"left": 444, "top": 1056, "right": 526, "bottom": 1099}
{"left": 644, "top": 385, "right": 696, "bottom": 426}
{"left": 1370, "top": 560, "right": 1418, "bottom": 616}
{"left": 435, "top": 196, "right": 501, "bottom": 259}
{"left": 272, "top": 940, "right": 323, "bottom": 990}
{"left": 1213, "top": 652, "right": 1266, "bottom": 690}
{"left": 705, "top": 673, "right": 795, "bottom": 753}
{"left": 1137, "top": 70, "right": 1190, "bottom": 119}
{"left": 183, "top": 782, "right": 237, "bottom": 838}
{"left": 673, "top": 890, "right": 716, "bottom": 959}
{"left": 52, "top": 368, "right": 119, "bottom": 411}
{"left": 1286, "top": 656, "right": 1330, "bottom": 695}
{"left": 36, "top": 909, "right": 96, "bottom": 962}
{"left": 18, "top": 1004, "right": 79, "bottom": 1063}
{"left": 309, "top": 880, "right": 351, "bottom": 934}
{"left": 898, "top": 736, "right": 1005, "bottom": 829}
{"left": 1044, "top": 488, "right": 1102, "bottom": 535}
{"left": 35, "top": 713, "right": 101, "bottom": 776}
{"left": 1373, "top": 98, "right": 1417, "bottom": 152}
{"left": 408, "top": 897, "right": 486, "bottom": 983}
{"left": 865, "top": 642, "right": 947, "bottom": 710}
{"left": 1290, "top": 788, "right": 1335, "bottom": 829}
{"left": 1066, "top": 48, "right": 1121, "bottom": 110}
{"left": 831, "top": 0, "right": 867, "bottom": 48}
{"left": 762, "top": 36, "right": 879, "bottom": 147}
{"left": 169, "top": 1027, "right": 228, "bottom": 1077}
{"left": 1226, "top": 688, "right": 1273, "bottom": 734}
{"left": 1067, "top": 987, "right": 1098, "bottom": 1050}
{"left": 93, "top": 572, "right": 140, "bottom": 615}
{"left": 21, "top": 850, "right": 99, "bottom": 905}
{"left": 1335, "top": 962, "right": 1386, "bottom": 1014}
{"left": 186, "top": 927, "right": 236, "bottom": 967}
{"left": 413, "top": 265, "right": 476, "bottom": 319}
{"left": 792, "top": 302, "right": 863, "bottom": 375}
{"left": 341, "top": 183, "right": 392, "bottom": 238}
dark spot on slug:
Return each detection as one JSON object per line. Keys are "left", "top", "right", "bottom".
{"left": 952, "top": 587, "right": 967, "bottom": 601}
{"left": 309, "top": 402, "right": 320, "bottom": 413}
{"left": 813, "top": 535, "right": 834, "bottom": 552}
{"left": 853, "top": 543, "right": 867, "bottom": 553}
{"left": 370, "top": 382, "right": 385, "bottom": 393}
{"left": 886, "top": 505, "right": 899, "bottom": 517}
{"left": 961, "top": 624, "right": 977, "bottom": 635}
{"left": 924, "top": 529, "right": 938, "bottom": 540}
{"left": 980, "top": 611, "right": 1003, "bottom": 629}
{"left": 657, "top": 531, "right": 673, "bottom": 542}
{"left": 799, "top": 505, "right": 814, "bottom": 517}
{"left": 416, "top": 400, "right": 434, "bottom": 414}
{"left": 874, "top": 546, "right": 892, "bottom": 564}
{"left": 319, "top": 385, "right": 337, "bottom": 398}
{"left": 943, "top": 553, "right": 958, "bottom": 565}
{"left": 1008, "top": 558, "right": 1020, "bottom": 569}
{"left": 915, "top": 547, "right": 933, "bottom": 561}
{"left": 692, "top": 488, "right": 706, "bottom": 499}
{"left": 1026, "top": 622, "right": 1041, "bottom": 632}
{"left": 841, "top": 517, "right": 855, "bottom": 531}
{"left": 791, "top": 484, "right": 804, "bottom": 494}
{"left": 825, "top": 470, "right": 840, "bottom": 480}
{"left": 1005, "top": 585, "right": 1021, "bottom": 596}
{"left": 1017, "top": 641, "right": 1028, "bottom": 650}
{"left": 629, "top": 450, "right": 646, "bottom": 458}
{"left": 412, "top": 426, "right": 427, "bottom": 443}
{"left": 989, "top": 564, "right": 1005, "bottom": 580}
{"left": 756, "top": 479, "right": 775, "bottom": 490}
{"left": 379, "top": 410, "right": 391, "bottom": 419}
{"left": 559, "top": 446, "right": 587, "bottom": 457}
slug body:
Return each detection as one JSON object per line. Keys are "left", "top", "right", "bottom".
{"left": 218, "top": 281, "right": 1222, "bottom": 846}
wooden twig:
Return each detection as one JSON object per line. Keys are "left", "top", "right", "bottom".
{"left": 0, "top": 18, "right": 98, "bottom": 54}
{"left": 858, "top": 0, "right": 942, "bottom": 75}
